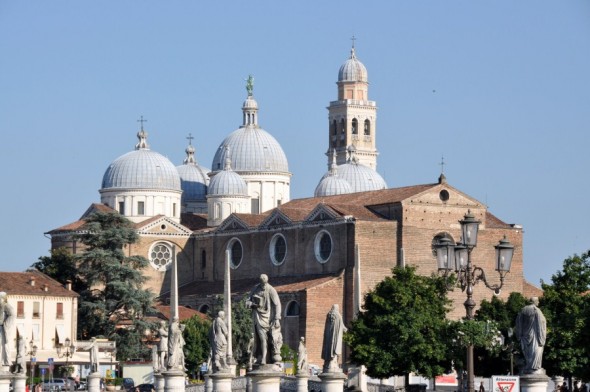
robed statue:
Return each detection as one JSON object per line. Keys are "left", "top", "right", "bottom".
{"left": 246, "top": 274, "right": 282, "bottom": 366}
{"left": 297, "top": 337, "right": 308, "bottom": 374}
{"left": 209, "top": 311, "right": 229, "bottom": 372}
{"left": 0, "top": 292, "right": 14, "bottom": 369}
{"left": 321, "top": 304, "right": 347, "bottom": 372}
{"left": 515, "top": 297, "right": 546, "bottom": 374}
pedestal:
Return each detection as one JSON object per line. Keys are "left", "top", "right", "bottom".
{"left": 296, "top": 373, "right": 309, "bottom": 392}
{"left": 204, "top": 374, "right": 213, "bottom": 392}
{"left": 13, "top": 373, "right": 27, "bottom": 392}
{"left": 88, "top": 372, "right": 101, "bottom": 392}
{"left": 520, "top": 372, "right": 550, "bottom": 392}
{"left": 347, "top": 365, "right": 367, "bottom": 392}
{"left": 154, "top": 373, "right": 165, "bottom": 392}
{"left": 209, "top": 372, "right": 234, "bottom": 392}
{"left": 318, "top": 371, "right": 347, "bottom": 392}
{"left": 0, "top": 371, "right": 12, "bottom": 392}
{"left": 163, "top": 369, "right": 186, "bottom": 392}
{"left": 248, "top": 365, "right": 283, "bottom": 392}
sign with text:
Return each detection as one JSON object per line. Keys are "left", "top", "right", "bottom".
{"left": 492, "top": 375, "right": 519, "bottom": 392}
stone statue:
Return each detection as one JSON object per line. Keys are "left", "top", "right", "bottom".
{"left": 167, "top": 318, "right": 184, "bottom": 370}
{"left": 157, "top": 321, "right": 168, "bottom": 370}
{"left": 246, "top": 332, "right": 255, "bottom": 371}
{"left": 14, "top": 336, "right": 26, "bottom": 374}
{"left": 515, "top": 297, "right": 547, "bottom": 374}
{"left": 0, "top": 292, "right": 15, "bottom": 368}
{"left": 321, "top": 304, "right": 347, "bottom": 372}
{"left": 151, "top": 345, "right": 158, "bottom": 372}
{"left": 246, "top": 274, "right": 282, "bottom": 366}
{"left": 209, "top": 311, "right": 228, "bottom": 372}
{"left": 246, "top": 75, "right": 254, "bottom": 96}
{"left": 83, "top": 337, "right": 100, "bottom": 373}
{"left": 297, "top": 337, "right": 308, "bottom": 374}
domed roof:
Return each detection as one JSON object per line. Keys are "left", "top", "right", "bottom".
{"left": 211, "top": 91, "right": 289, "bottom": 174}
{"left": 337, "top": 161, "right": 387, "bottom": 192}
{"left": 101, "top": 129, "right": 181, "bottom": 191}
{"left": 314, "top": 174, "right": 352, "bottom": 197}
{"left": 208, "top": 157, "right": 248, "bottom": 196}
{"left": 338, "top": 46, "right": 368, "bottom": 83}
{"left": 176, "top": 139, "right": 210, "bottom": 202}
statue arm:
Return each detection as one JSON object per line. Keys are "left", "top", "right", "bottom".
{"left": 270, "top": 287, "right": 281, "bottom": 322}
{"left": 3, "top": 303, "right": 15, "bottom": 331}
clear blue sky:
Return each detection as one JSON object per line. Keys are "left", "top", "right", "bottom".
{"left": 1, "top": 1, "right": 589, "bottom": 287}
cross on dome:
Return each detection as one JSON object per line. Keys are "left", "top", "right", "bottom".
{"left": 135, "top": 115, "right": 149, "bottom": 150}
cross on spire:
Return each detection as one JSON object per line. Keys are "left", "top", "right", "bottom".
{"left": 351, "top": 35, "right": 356, "bottom": 49}
{"left": 186, "top": 133, "right": 194, "bottom": 145}
{"left": 439, "top": 156, "right": 446, "bottom": 174}
{"left": 137, "top": 115, "right": 147, "bottom": 131}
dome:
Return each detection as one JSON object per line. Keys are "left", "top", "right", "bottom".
{"left": 101, "top": 131, "right": 181, "bottom": 191}
{"left": 177, "top": 140, "right": 210, "bottom": 202}
{"left": 338, "top": 47, "right": 368, "bottom": 83}
{"left": 242, "top": 95, "right": 258, "bottom": 110}
{"left": 314, "top": 174, "right": 352, "bottom": 197}
{"left": 336, "top": 161, "right": 387, "bottom": 192}
{"left": 208, "top": 169, "right": 248, "bottom": 196}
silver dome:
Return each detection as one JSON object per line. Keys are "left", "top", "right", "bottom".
{"left": 102, "top": 149, "right": 181, "bottom": 190}
{"left": 177, "top": 164, "right": 209, "bottom": 202}
{"left": 211, "top": 126, "right": 289, "bottom": 173}
{"left": 325, "top": 161, "right": 387, "bottom": 193}
{"left": 314, "top": 174, "right": 353, "bottom": 197}
{"left": 208, "top": 169, "right": 248, "bottom": 196}
{"left": 338, "top": 47, "right": 368, "bottom": 83}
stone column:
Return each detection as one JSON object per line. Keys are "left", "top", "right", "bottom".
{"left": 163, "top": 369, "right": 185, "bottom": 392}
{"left": 318, "top": 371, "right": 347, "bottom": 392}
{"left": 296, "top": 373, "right": 309, "bottom": 392}
{"left": 520, "top": 373, "right": 550, "bottom": 392}
{"left": 154, "top": 373, "right": 165, "bottom": 392}
{"left": 12, "top": 373, "right": 27, "bottom": 392}
{"left": 0, "top": 371, "right": 12, "bottom": 392}
{"left": 248, "top": 367, "right": 282, "bottom": 392}
{"left": 88, "top": 372, "right": 101, "bottom": 392}
{"left": 204, "top": 374, "right": 213, "bottom": 392}
{"left": 209, "top": 372, "right": 233, "bottom": 392}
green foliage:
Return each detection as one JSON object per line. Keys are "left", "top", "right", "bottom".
{"left": 32, "top": 247, "right": 88, "bottom": 293}
{"left": 344, "top": 266, "right": 453, "bottom": 379}
{"left": 469, "top": 292, "right": 527, "bottom": 376}
{"left": 182, "top": 315, "right": 211, "bottom": 376}
{"left": 541, "top": 250, "right": 590, "bottom": 379}
{"left": 74, "top": 211, "right": 156, "bottom": 361}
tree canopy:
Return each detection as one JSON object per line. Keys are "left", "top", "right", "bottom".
{"left": 182, "top": 315, "right": 211, "bottom": 377}
{"left": 344, "top": 266, "right": 453, "bottom": 379}
{"left": 74, "top": 211, "right": 156, "bottom": 361}
{"left": 541, "top": 250, "right": 590, "bottom": 380}
{"left": 32, "top": 247, "right": 88, "bottom": 294}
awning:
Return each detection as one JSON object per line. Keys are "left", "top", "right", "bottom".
{"left": 55, "top": 325, "right": 66, "bottom": 345}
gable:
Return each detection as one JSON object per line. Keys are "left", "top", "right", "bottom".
{"left": 306, "top": 204, "right": 341, "bottom": 223}
{"left": 136, "top": 216, "right": 193, "bottom": 236}
{"left": 403, "top": 183, "right": 482, "bottom": 208}
{"left": 259, "top": 209, "right": 293, "bottom": 229}
{"left": 216, "top": 215, "right": 251, "bottom": 233}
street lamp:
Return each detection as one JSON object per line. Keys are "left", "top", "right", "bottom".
{"left": 435, "top": 210, "right": 514, "bottom": 392}
{"left": 28, "top": 339, "right": 38, "bottom": 390}
{"left": 57, "top": 338, "right": 76, "bottom": 374}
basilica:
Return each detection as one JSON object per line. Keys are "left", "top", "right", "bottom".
{"left": 47, "top": 45, "right": 539, "bottom": 365}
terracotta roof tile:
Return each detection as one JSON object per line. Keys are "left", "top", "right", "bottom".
{"left": 180, "top": 213, "right": 209, "bottom": 231}
{"left": 0, "top": 270, "right": 79, "bottom": 297}
{"left": 153, "top": 304, "right": 208, "bottom": 321}
{"left": 522, "top": 280, "right": 543, "bottom": 298}
{"left": 485, "top": 212, "right": 512, "bottom": 229}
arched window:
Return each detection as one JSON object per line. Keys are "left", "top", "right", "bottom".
{"left": 340, "top": 119, "right": 346, "bottom": 134}
{"left": 364, "top": 119, "right": 371, "bottom": 135}
{"left": 332, "top": 120, "right": 337, "bottom": 136}
{"left": 285, "top": 301, "right": 300, "bottom": 317}
{"left": 228, "top": 238, "right": 243, "bottom": 269}
{"left": 351, "top": 118, "right": 358, "bottom": 135}
{"left": 199, "top": 304, "right": 210, "bottom": 315}
{"left": 201, "top": 250, "right": 206, "bottom": 270}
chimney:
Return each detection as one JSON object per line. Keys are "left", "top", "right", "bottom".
{"left": 29, "top": 276, "right": 36, "bottom": 286}
{"left": 66, "top": 280, "right": 72, "bottom": 291}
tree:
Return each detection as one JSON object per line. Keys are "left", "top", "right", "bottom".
{"left": 74, "top": 211, "right": 156, "bottom": 361}
{"left": 470, "top": 292, "right": 528, "bottom": 376}
{"left": 344, "top": 266, "right": 453, "bottom": 380}
{"left": 541, "top": 251, "right": 590, "bottom": 382}
{"left": 182, "top": 315, "right": 211, "bottom": 377}
{"left": 32, "top": 247, "right": 88, "bottom": 293}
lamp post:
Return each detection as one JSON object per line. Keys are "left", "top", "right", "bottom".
{"left": 57, "top": 338, "right": 76, "bottom": 389}
{"left": 435, "top": 210, "right": 514, "bottom": 392}
{"left": 28, "top": 339, "right": 38, "bottom": 390}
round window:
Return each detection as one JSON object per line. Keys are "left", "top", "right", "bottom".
{"left": 270, "top": 234, "right": 287, "bottom": 266}
{"left": 149, "top": 242, "right": 173, "bottom": 271}
{"left": 228, "top": 238, "right": 243, "bottom": 269}
{"left": 439, "top": 189, "right": 450, "bottom": 202}
{"left": 314, "top": 230, "right": 332, "bottom": 263}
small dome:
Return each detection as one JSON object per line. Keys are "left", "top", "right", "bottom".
{"left": 338, "top": 47, "right": 368, "bottom": 83}
{"left": 242, "top": 96, "right": 258, "bottom": 110}
{"left": 177, "top": 138, "right": 210, "bottom": 202}
{"left": 314, "top": 175, "right": 352, "bottom": 197}
{"left": 102, "top": 131, "right": 181, "bottom": 191}
{"left": 208, "top": 156, "right": 248, "bottom": 196}
{"left": 336, "top": 162, "right": 387, "bottom": 192}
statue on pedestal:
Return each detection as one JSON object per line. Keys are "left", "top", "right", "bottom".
{"left": 515, "top": 297, "right": 547, "bottom": 374}
{"left": 82, "top": 337, "right": 100, "bottom": 373}
{"left": 321, "top": 304, "right": 347, "bottom": 373}
{"left": 14, "top": 336, "right": 26, "bottom": 374}
{"left": 246, "top": 274, "right": 282, "bottom": 366}
{"left": 157, "top": 321, "right": 168, "bottom": 371}
{"left": 0, "top": 292, "right": 15, "bottom": 369}
{"left": 209, "top": 311, "right": 229, "bottom": 372}
{"left": 297, "top": 337, "right": 308, "bottom": 374}
{"left": 167, "top": 318, "right": 185, "bottom": 371}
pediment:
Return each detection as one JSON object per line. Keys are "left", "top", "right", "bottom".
{"left": 259, "top": 210, "right": 292, "bottom": 229}
{"left": 403, "top": 183, "right": 483, "bottom": 208}
{"left": 306, "top": 204, "right": 341, "bottom": 223}
{"left": 137, "top": 216, "right": 193, "bottom": 236}
{"left": 217, "top": 215, "right": 251, "bottom": 233}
